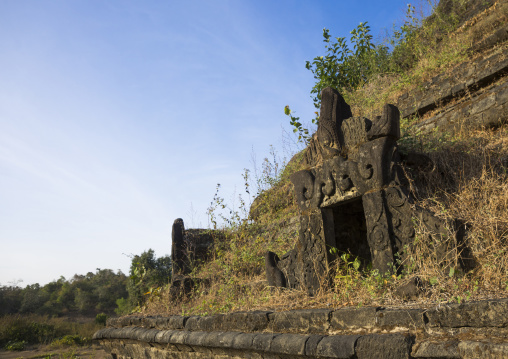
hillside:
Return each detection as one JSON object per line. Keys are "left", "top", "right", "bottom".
{"left": 140, "top": 0, "right": 508, "bottom": 317}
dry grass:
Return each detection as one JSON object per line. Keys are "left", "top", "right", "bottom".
{"left": 140, "top": 128, "right": 507, "bottom": 317}
{"left": 406, "top": 127, "right": 508, "bottom": 295}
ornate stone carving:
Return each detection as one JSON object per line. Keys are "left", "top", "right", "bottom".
{"left": 362, "top": 190, "right": 396, "bottom": 275}
{"left": 317, "top": 87, "right": 353, "bottom": 159}
{"left": 368, "top": 104, "right": 401, "bottom": 140}
{"left": 292, "top": 137, "right": 404, "bottom": 211}
{"left": 384, "top": 186, "right": 415, "bottom": 257}
{"left": 297, "top": 211, "right": 329, "bottom": 295}
{"left": 303, "top": 88, "right": 354, "bottom": 167}
{"left": 277, "top": 249, "right": 300, "bottom": 289}
{"left": 270, "top": 87, "right": 466, "bottom": 294}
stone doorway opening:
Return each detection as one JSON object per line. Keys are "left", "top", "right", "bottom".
{"left": 323, "top": 198, "right": 372, "bottom": 270}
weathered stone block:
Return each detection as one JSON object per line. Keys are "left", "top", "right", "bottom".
{"left": 122, "top": 327, "right": 143, "bottom": 340}
{"left": 199, "top": 331, "right": 225, "bottom": 348}
{"left": 331, "top": 307, "right": 378, "bottom": 330}
{"left": 185, "top": 331, "right": 210, "bottom": 349}
{"left": 265, "top": 251, "right": 286, "bottom": 287}
{"left": 251, "top": 333, "right": 279, "bottom": 352}
{"left": 197, "top": 314, "right": 223, "bottom": 331}
{"left": 458, "top": 341, "right": 508, "bottom": 359}
{"left": 170, "top": 330, "right": 191, "bottom": 347}
{"left": 169, "top": 315, "right": 188, "bottom": 329}
{"left": 224, "top": 311, "right": 270, "bottom": 332}
{"left": 495, "top": 80, "right": 508, "bottom": 103}
{"left": 469, "top": 93, "right": 496, "bottom": 115}
{"left": 412, "top": 340, "right": 460, "bottom": 358}
{"left": 154, "top": 330, "right": 175, "bottom": 344}
{"left": 130, "top": 316, "right": 142, "bottom": 326}
{"left": 142, "top": 316, "right": 158, "bottom": 328}
{"left": 315, "top": 335, "right": 359, "bottom": 358}
{"left": 317, "top": 87, "right": 353, "bottom": 160}
{"left": 304, "top": 334, "right": 325, "bottom": 356}
{"left": 139, "top": 328, "right": 159, "bottom": 342}
{"left": 268, "top": 308, "right": 331, "bottom": 333}
{"left": 355, "top": 334, "right": 413, "bottom": 359}
{"left": 368, "top": 104, "right": 401, "bottom": 141}
{"left": 106, "top": 317, "right": 120, "bottom": 327}
{"left": 340, "top": 116, "right": 370, "bottom": 149}
{"left": 277, "top": 249, "right": 301, "bottom": 290}
{"left": 214, "top": 332, "right": 242, "bottom": 348}
{"left": 184, "top": 316, "right": 202, "bottom": 331}
{"left": 375, "top": 309, "right": 426, "bottom": 330}
{"left": 230, "top": 332, "right": 256, "bottom": 351}
{"left": 92, "top": 327, "right": 114, "bottom": 340}
{"left": 270, "top": 333, "right": 308, "bottom": 355}
{"left": 426, "top": 298, "right": 508, "bottom": 328}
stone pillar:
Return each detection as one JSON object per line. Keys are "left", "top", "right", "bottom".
{"left": 297, "top": 210, "right": 329, "bottom": 295}
{"left": 362, "top": 190, "right": 395, "bottom": 275}
{"left": 171, "top": 218, "right": 186, "bottom": 276}
{"left": 383, "top": 186, "right": 416, "bottom": 266}
{"left": 362, "top": 185, "right": 416, "bottom": 275}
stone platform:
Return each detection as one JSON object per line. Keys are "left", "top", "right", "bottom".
{"left": 94, "top": 298, "right": 508, "bottom": 358}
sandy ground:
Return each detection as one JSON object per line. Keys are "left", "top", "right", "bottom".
{"left": 0, "top": 345, "right": 108, "bottom": 359}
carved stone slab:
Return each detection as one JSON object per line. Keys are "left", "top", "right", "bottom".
{"left": 274, "top": 88, "right": 414, "bottom": 293}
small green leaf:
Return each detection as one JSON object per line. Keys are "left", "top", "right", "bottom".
{"left": 449, "top": 267, "right": 455, "bottom": 278}
{"left": 353, "top": 258, "right": 361, "bottom": 271}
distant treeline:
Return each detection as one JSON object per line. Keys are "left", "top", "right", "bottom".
{"left": 0, "top": 249, "right": 171, "bottom": 317}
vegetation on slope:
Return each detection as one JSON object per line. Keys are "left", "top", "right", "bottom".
{"left": 139, "top": 0, "right": 508, "bottom": 316}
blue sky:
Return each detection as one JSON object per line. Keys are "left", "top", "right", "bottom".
{"left": 0, "top": 0, "right": 425, "bottom": 286}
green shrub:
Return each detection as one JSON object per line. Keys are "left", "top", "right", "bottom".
{"left": 5, "top": 340, "right": 26, "bottom": 351}
{"left": 127, "top": 250, "right": 172, "bottom": 308}
{"left": 50, "top": 335, "right": 83, "bottom": 347}
{"left": 94, "top": 313, "right": 107, "bottom": 326}
{"left": 0, "top": 314, "right": 100, "bottom": 348}
{"left": 0, "top": 316, "right": 56, "bottom": 346}
{"left": 114, "top": 297, "right": 132, "bottom": 315}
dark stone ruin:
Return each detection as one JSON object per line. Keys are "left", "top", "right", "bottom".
{"left": 167, "top": 88, "right": 470, "bottom": 299}
{"left": 170, "top": 218, "right": 218, "bottom": 298}
{"left": 267, "top": 87, "right": 469, "bottom": 295}
{"left": 94, "top": 6, "right": 508, "bottom": 353}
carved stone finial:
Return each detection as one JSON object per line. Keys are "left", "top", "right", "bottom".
{"left": 368, "top": 104, "right": 401, "bottom": 140}
{"left": 317, "top": 87, "right": 353, "bottom": 159}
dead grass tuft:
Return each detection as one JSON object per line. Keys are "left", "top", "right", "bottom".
{"left": 402, "top": 127, "right": 508, "bottom": 301}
